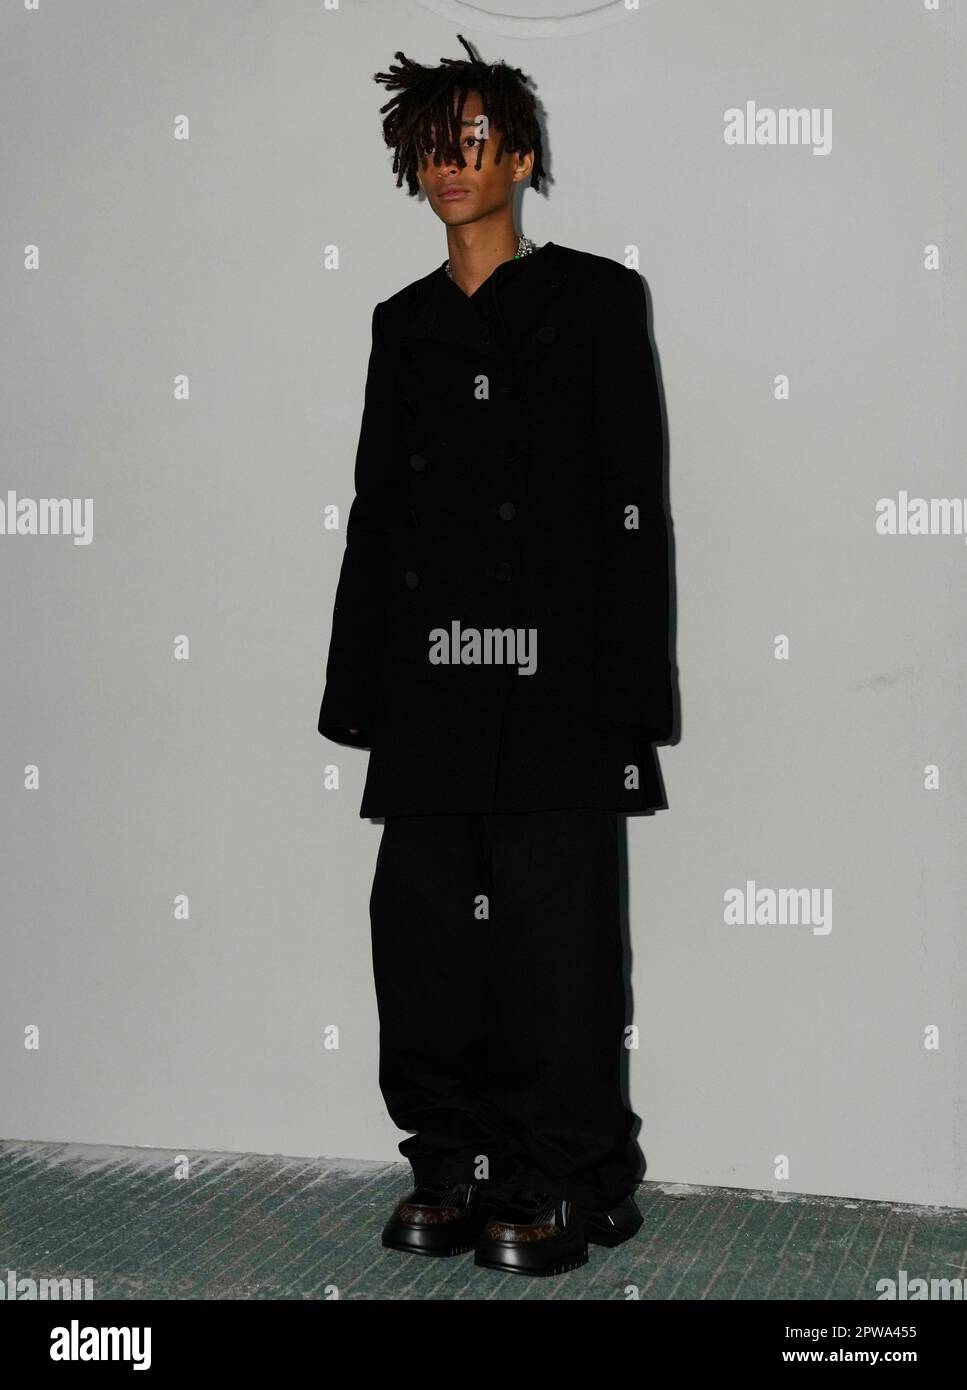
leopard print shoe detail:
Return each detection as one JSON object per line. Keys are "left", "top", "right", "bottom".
{"left": 475, "top": 1190, "right": 587, "bottom": 1275}
{"left": 381, "top": 1179, "right": 494, "bottom": 1257}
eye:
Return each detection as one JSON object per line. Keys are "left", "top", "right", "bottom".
{"left": 421, "top": 135, "right": 484, "bottom": 157}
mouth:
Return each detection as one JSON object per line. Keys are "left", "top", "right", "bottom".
{"left": 438, "top": 188, "right": 470, "bottom": 201}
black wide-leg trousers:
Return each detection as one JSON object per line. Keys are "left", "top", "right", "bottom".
{"left": 368, "top": 808, "right": 642, "bottom": 1212}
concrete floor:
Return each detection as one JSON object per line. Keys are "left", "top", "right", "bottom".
{"left": 1, "top": 1139, "right": 965, "bottom": 1300}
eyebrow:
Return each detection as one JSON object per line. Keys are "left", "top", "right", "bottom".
{"left": 424, "top": 116, "right": 487, "bottom": 140}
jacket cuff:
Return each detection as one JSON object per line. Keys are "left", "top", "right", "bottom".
{"left": 317, "top": 685, "right": 377, "bottom": 748}
{"left": 317, "top": 721, "right": 373, "bottom": 750}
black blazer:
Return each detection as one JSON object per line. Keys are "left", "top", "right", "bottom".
{"left": 317, "top": 240, "right": 674, "bottom": 817}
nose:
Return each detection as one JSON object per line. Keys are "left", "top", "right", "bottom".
{"left": 435, "top": 135, "right": 468, "bottom": 168}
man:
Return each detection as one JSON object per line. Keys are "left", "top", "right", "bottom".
{"left": 317, "top": 34, "right": 674, "bottom": 1277}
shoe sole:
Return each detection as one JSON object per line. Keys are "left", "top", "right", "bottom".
{"left": 474, "top": 1249, "right": 589, "bottom": 1277}
{"left": 382, "top": 1232, "right": 480, "bottom": 1257}
{"left": 382, "top": 1210, "right": 493, "bottom": 1258}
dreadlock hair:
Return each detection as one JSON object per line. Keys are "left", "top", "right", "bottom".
{"left": 373, "top": 32, "right": 546, "bottom": 197}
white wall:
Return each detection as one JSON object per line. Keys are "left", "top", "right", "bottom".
{"left": 2, "top": 0, "right": 965, "bottom": 1208}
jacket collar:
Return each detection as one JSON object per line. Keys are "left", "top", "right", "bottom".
{"left": 404, "top": 240, "right": 569, "bottom": 366}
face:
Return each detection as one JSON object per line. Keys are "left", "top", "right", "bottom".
{"left": 415, "top": 88, "right": 534, "bottom": 227}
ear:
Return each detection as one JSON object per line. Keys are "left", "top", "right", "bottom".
{"left": 513, "top": 149, "right": 535, "bottom": 183}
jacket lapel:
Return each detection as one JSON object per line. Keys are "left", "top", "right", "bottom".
{"left": 404, "top": 241, "right": 569, "bottom": 368}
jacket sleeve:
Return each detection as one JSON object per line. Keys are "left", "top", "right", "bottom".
{"left": 591, "top": 266, "right": 673, "bottom": 743}
{"left": 317, "top": 301, "right": 400, "bottom": 748}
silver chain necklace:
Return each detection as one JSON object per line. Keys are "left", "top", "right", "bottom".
{"left": 444, "top": 233, "right": 539, "bottom": 280}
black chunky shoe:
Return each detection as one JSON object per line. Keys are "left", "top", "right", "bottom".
{"left": 474, "top": 1189, "right": 643, "bottom": 1276}
{"left": 381, "top": 1178, "right": 494, "bottom": 1257}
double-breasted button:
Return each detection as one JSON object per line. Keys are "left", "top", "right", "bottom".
{"left": 536, "top": 324, "right": 556, "bottom": 344}
{"left": 404, "top": 570, "right": 420, "bottom": 589}
{"left": 409, "top": 453, "right": 427, "bottom": 473}
{"left": 495, "top": 561, "right": 513, "bottom": 582}
{"left": 405, "top": 507, "right": 419, "bottom": 529}
{"left": 498, "top": 502, "right": 517, "bottom": 521}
